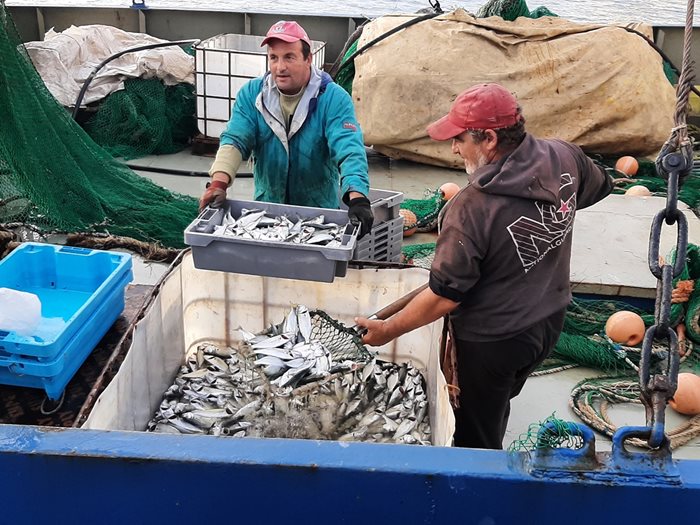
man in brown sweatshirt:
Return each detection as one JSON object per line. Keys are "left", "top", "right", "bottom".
{"left": 355, "top": 83, "right": 613, "bottom": 449}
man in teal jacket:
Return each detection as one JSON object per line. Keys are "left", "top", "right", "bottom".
{"left": 200, "top": 20, "right": 374, "bottom": 237}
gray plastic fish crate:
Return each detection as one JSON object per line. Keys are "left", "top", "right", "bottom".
{"left": 354, "top": 217, "right": 404, "bottom": 262}
{"left": 340, "top": 188, "right": 403, "bottom": 225}
{"left": 340, "top": 188, "right": 404, "bottom": 262}
{"left": 184, "top": 199, "right": 358, "bottom": 283}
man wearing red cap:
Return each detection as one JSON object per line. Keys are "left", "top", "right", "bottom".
{"left": 356, "top": 83, "right": 612, "bottom": 449}
{"left": 200, "top": 20, "right": 373, "bottom": 237}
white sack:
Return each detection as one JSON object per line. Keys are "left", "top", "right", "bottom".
{"left": 24, "top": 24, "right": 195, "bottom": 107}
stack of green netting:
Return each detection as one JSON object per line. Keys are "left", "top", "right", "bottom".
{"left": 85, "top": 78, "right": 197, "bottom": 160}
{"left": 0, "top": 2, "right": 198, "bottom": 249}
{"left": 476, "top": 0, "right": 557, "bottom": 19}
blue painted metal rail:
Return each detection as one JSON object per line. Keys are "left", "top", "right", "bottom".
{"left": 0, "top": 424, "right": 698, "bottom": 524}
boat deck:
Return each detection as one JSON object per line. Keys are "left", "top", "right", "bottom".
{"left": 125, "top": 147, "right": 700, "bottom": 458}
{"left": 4, "top": 147, "right": 697, "bottom": 458}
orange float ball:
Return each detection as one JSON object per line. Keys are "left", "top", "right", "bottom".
{"left": 669, "top": 373, "right": 700, "bottom": 415}
{"left": 625, "top": 185, "right": 651, "bottom": 197}
{"left": 399, "top": 209, "right": 418, "bottom": 237}
{"left": 605, "top": 310, "right": 646, "bottom": 346}
{"left": 439, "top": 182, "right": 461, "bottom": 201}
{"left": 615, "top": 156, "right": 639, "bottom": 177}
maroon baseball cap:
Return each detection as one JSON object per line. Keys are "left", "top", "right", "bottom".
{"left": 261, "top": 20, "right": 311, "bottom": 47}
{"left": 427, "top": 83, "right": 521, "bottom": 141}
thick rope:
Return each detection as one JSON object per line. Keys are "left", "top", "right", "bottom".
{"left": 674, "top": 0, "right": 696, "bottom": 147}
{"left": 657, "top": 0, "right": 696, "bottom": 170}
{"left": 570, "top": 378, "right": 700, "bottom": 449}
{"left": 530, "top": 363, "right": 580, "bottom": 377}
{"left": 65, "top": 233, "right": 181, "bottom": 263}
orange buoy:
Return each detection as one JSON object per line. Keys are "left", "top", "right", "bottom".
{"left": 669, "top": 373, "right": 700, "bottom": 415}
{"left": 615, "top": 156, "right": 639, "bottom": 177}
{"left": 399, "top": 209, "right": 418, "bottom": 237}
{"left": 625, "top": 185, "right": 651, "bottom": 197}
{"left": 605, "top": 311, "right": 646, "bottom": 346}
{"left": 439, "top": 182, "right": 461, "bottom": 201}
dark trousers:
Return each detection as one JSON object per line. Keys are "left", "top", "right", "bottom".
{"left": 452, "top": 308, "right": 566, "bottom": 450}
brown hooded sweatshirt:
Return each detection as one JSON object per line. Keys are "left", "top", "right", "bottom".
{"left": 429, "top": 133, "right": 613, "bottom": 342}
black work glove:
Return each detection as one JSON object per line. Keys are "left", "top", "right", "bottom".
{"left": 347, "top": 196, "right": 374, "bottom": 239}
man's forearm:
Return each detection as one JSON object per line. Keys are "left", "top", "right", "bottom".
{"left": 383, "top": 288, "right": 459, "bottom": 340}
{"left": 209, "top": 144, "right": 243, "bottom": 186}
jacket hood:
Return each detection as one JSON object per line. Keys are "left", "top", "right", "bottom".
{"left": 468, "top": 134, "right": 564, "bottom": 204}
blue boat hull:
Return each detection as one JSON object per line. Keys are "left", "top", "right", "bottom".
{"left": 1, "top": 425, "right": 698, "bottom": 524}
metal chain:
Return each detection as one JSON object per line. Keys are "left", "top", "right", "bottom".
{"left": 640, "top": 0, "right": 695, "bottom": 449}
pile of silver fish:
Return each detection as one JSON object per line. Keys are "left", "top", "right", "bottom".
{"left": 147, "top": 307, "right": 431, "bottom": 444}
{"left": 241, "top": 305, "right": 350, "bottom": 388}
{"left": 214, "top": 208, "right": 344, "bottom": 246}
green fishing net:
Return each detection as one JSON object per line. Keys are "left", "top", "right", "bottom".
{"left": 0, "top": 2, "right": 198, "bottom": 249}
{"left": 85, "top": 78, "right": 197, "bottom": 160}
{"left": 401, "top": 242, "right": 436, "bottom": 269}
{"left": 508, "top": 413, "right": 583, "bottom": 452}
{"left": 610, "top": 158, "right": 700, "bottom": 213}
{"left": 402, "top": 189, "right": 445, "bottom": 232}
{"left": 336, "top": 40, "right": 358, "bottom": 95}
{"left": 477, "top": 0, "right": 557, "bottom": 20}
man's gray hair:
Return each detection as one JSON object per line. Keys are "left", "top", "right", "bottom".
{"left": 467, "top": 106, "right": 526, "bottom": 151}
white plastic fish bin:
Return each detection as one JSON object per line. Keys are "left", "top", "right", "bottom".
{"left": 82, "top": 253, "right": 454, "bottom": 446}
{"left": 195, "top": 33, "right": 326, "bottom": 138}
{"left": 184, "top": 198, "right": 357, "bottom": 283}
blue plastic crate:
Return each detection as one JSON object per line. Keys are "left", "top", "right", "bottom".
{"left": 0, "top": 243, "right": 132, "bottom": 399}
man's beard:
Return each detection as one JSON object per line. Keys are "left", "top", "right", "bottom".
{"left": 464, "top": 151, "right": 489, "bottom": 175}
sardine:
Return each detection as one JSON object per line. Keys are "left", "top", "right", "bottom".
{"left": 254, "top": 355, "right": 288, "bottom": 368}
{"left": 251, "top": 334, "right": 290, "bottom": 349}
{"left": 167, "top": 417, "right": 204, "bottom": 434}
{"left": 297, "top": 306, "right": 312, "bottom": 343}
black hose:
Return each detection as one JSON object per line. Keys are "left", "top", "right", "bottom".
{"left": 621, "top": 26, "right": 700, "bottom": 100}
{"left": 334, "top": 11, "right": 442, "bottom": 78}
{"left": 71, "top": 39, "right": 200, "bottom": 119}
{"left": 125, "top": 164, "right": 254, "bottom": 178}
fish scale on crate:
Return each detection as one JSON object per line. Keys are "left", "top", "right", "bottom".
{"left": 148, "top": 305, "right": 432, "bottom": 444}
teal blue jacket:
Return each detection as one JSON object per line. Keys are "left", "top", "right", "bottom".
{"left": 220, "top": 66, "right": 369, "bottom": 208}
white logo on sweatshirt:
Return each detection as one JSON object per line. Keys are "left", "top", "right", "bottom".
{"left": 507, "top": 173, "right": 576, "bottom": 273}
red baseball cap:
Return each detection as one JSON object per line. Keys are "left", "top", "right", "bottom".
{"left": 261, "top": 20, "right": 311, "bottom": 47}
{"left": 427, "top": 83, "right": 521, "bottom": 141}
